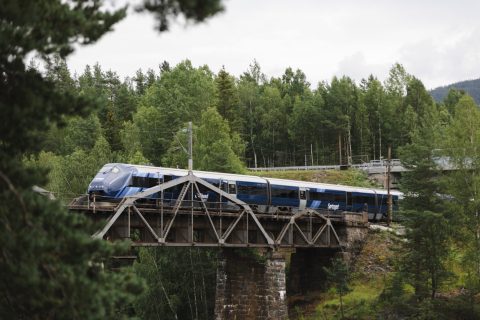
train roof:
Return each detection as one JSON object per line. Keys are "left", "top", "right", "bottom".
{"left": 110, "top": 163, "right": 402, "bottom": 196}
{"left": 128, "top": 164, "right": 267, "bottom": 184}
{"left": 265, "top": 177, "right": 402, "bottom": 195}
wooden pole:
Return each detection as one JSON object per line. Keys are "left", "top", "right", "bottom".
{"left": 338, "top": 134, "right": 342, "bottom": 165}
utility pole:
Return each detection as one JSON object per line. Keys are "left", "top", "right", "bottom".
{"left": 387, "top": 145, "right": 392, "bottom": 226}
{"left": 188, "top": 121, "right": 193, "bottom": 171}
{"left": 310, "top": 143, "right": 314, "bottom": 166}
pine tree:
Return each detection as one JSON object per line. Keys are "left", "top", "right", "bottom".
{"left": 0, "top": 1, "right": 225, "bottom": 318}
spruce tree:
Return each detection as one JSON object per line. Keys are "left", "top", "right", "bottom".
{"left": 215, "top": 67, "right": 239, "bottom": 126}
{"left": 398, "top": 101, "right": 453, "bottom": 301}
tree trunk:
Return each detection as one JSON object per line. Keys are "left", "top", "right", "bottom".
{"left": 339, "top": 291, "right": 345, "bottom": 320}
{"left": 347, "top": 120, "right": 352, "bottom": 165}
{"left": 189, "top": 248, "right": 199, "bottom": 320}
{"left": 249, "top": 100, "right": 257, "bottom": 168}
{"left": 378, "top": 121, "right": 382, "bottom": 160}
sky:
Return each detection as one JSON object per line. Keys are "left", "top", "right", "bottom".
{"left": 67, "top": 0, "right": 480, "bottom": 89}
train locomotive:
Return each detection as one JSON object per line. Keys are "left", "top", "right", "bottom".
{"left": 88, "top": 163, "right": 402, "bottom": 220}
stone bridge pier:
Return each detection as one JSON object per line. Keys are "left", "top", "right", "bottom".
{"left": 214, "top": 215, "right": 368, "bottom": 319}
{"left": 214, "top": 248, "right": 288, "bottom": 320}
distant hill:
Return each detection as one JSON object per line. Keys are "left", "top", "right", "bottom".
{"left": 430, "top": 78, "right": 480, "bottom": 104}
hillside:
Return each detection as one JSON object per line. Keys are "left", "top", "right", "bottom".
{"left": 247, "top": 169, "right": 381, "bottom": 188}
{"left": 430, "top": 78, "right": 480, "bottom": 104}
{"left": 289, "top": 227, "right": 403, "bottom": 319}
{"left": 290, "top": 226, "right": 480, "bottom": 320}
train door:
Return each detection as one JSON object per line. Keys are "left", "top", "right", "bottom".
{"left": 299, "top": 187, "right": 308, "bottom": 211}
{"left": 228, "top": 181, "right": 237, "bottom": 199}
{"left": 374, "top": 192, "right": 380, "bottom": 221}
{"left": 346, "top": 192, "right": 353, "bottom": 211}
{"left": 220, "top": 180, "right": 237, "bottom": 198}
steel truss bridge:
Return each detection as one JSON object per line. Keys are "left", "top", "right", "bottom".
{"left": 69, "top": 172, "right": 367, "bottom": 248}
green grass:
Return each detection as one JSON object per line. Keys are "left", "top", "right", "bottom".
{"left": 247, "top": 169, "right": 381, "bottom": 188}
{"left": 291, "top": 227, "right": 478, "bottom": 319}
{"left": 312, "top": 281, "right": 383, "bottom": 320}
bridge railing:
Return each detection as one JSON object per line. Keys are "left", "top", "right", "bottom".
{"left": 249, "top": 159, "right": 403, "bottom": 172}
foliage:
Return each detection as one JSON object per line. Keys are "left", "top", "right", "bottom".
{"left": 0, "top": 193, "right": 145, "bottom": 319}
{"left": 0, "top": 0, "right": 224, "bottom": 318}
{"left": 323, "top": 258, "right": 352, "bottom": 319}
{"left": 4, "top": 2, "right": 480, "bottom": 318}
{"left": 195, "top": 108, "right": 245, "bottom": 173}
{"left": 163, "top": 108, "right": 245, "bottom": 173}
{"left": 133, "top": 247, "right": 218, "bottom": 320}
{"left": 215, "top": 66, "right": 240, "bottom": 131}
{"left": 399, "top": 102, "right": 443, "bottom": 212}
{"left": 401, "top": 211, "right": 453, "bottom": 299}
{"left": 139, "top": 0, "right": 224, "bottom": 32}
{"left": 441, "top": 95, "right": 480, "bottom": 307}
{"left": 26, "top": 135, "right": 115, "bottom": 200}
{"left": 377, "top": 93, "right": 480, "bottom": 318}
{"left": 133, "top": 60, "right": 217, "bottom": 164}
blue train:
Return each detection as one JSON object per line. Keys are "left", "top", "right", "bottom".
{"left": 88, "top": 163, "right": 402, "bottom": 220}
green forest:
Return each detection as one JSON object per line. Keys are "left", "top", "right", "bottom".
{"left": 31, "top": 58, "right": 468, "bottom": 200}
{"left": 2, "top": 1, "right": 480, "bottom": 319}
{"left": 431, "top": 78, "right": 480, "bottom": 105}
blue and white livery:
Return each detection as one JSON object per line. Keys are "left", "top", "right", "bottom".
{"left": 88, "top": 163, "right": 402, "bottom": 220}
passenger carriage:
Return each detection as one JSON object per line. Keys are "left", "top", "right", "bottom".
{"left": 88, "top": 163, "right": 402, "bottom": 220}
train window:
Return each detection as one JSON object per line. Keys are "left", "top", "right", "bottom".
{"left": 229, "top": 183, "right": 236, "bottom": 194}
{"left": 334, "top": 194, "right": 345, "bottom": 202}
{"left": 271, "top": 187, "right": 298, "bottom": 199}
{"left": 238, "top": 182, "right": 267, "bottom": 196}
{"left": 299, "top": 190, "right": 307, "bottom": 200}
{"left": 353, "top": 195, "right": 376, "bottom": 206}
{"left": 197, "top": 183, "right": 210, "bottom": 194}
{"left": 208, "top": 180, "right": 220, "bottom": 189}
{"left": 130, "top": 176, "right": 159, "bottom": 188}
{"left": 220, "top": 182, "right": 228, "bottom": 192}
{"left": 309, "top": 192, "right": 334, "bottom": 201}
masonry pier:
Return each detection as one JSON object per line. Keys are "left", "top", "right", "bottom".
{"left": 214, "top": 249, "right": 288, "bottom": 320}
